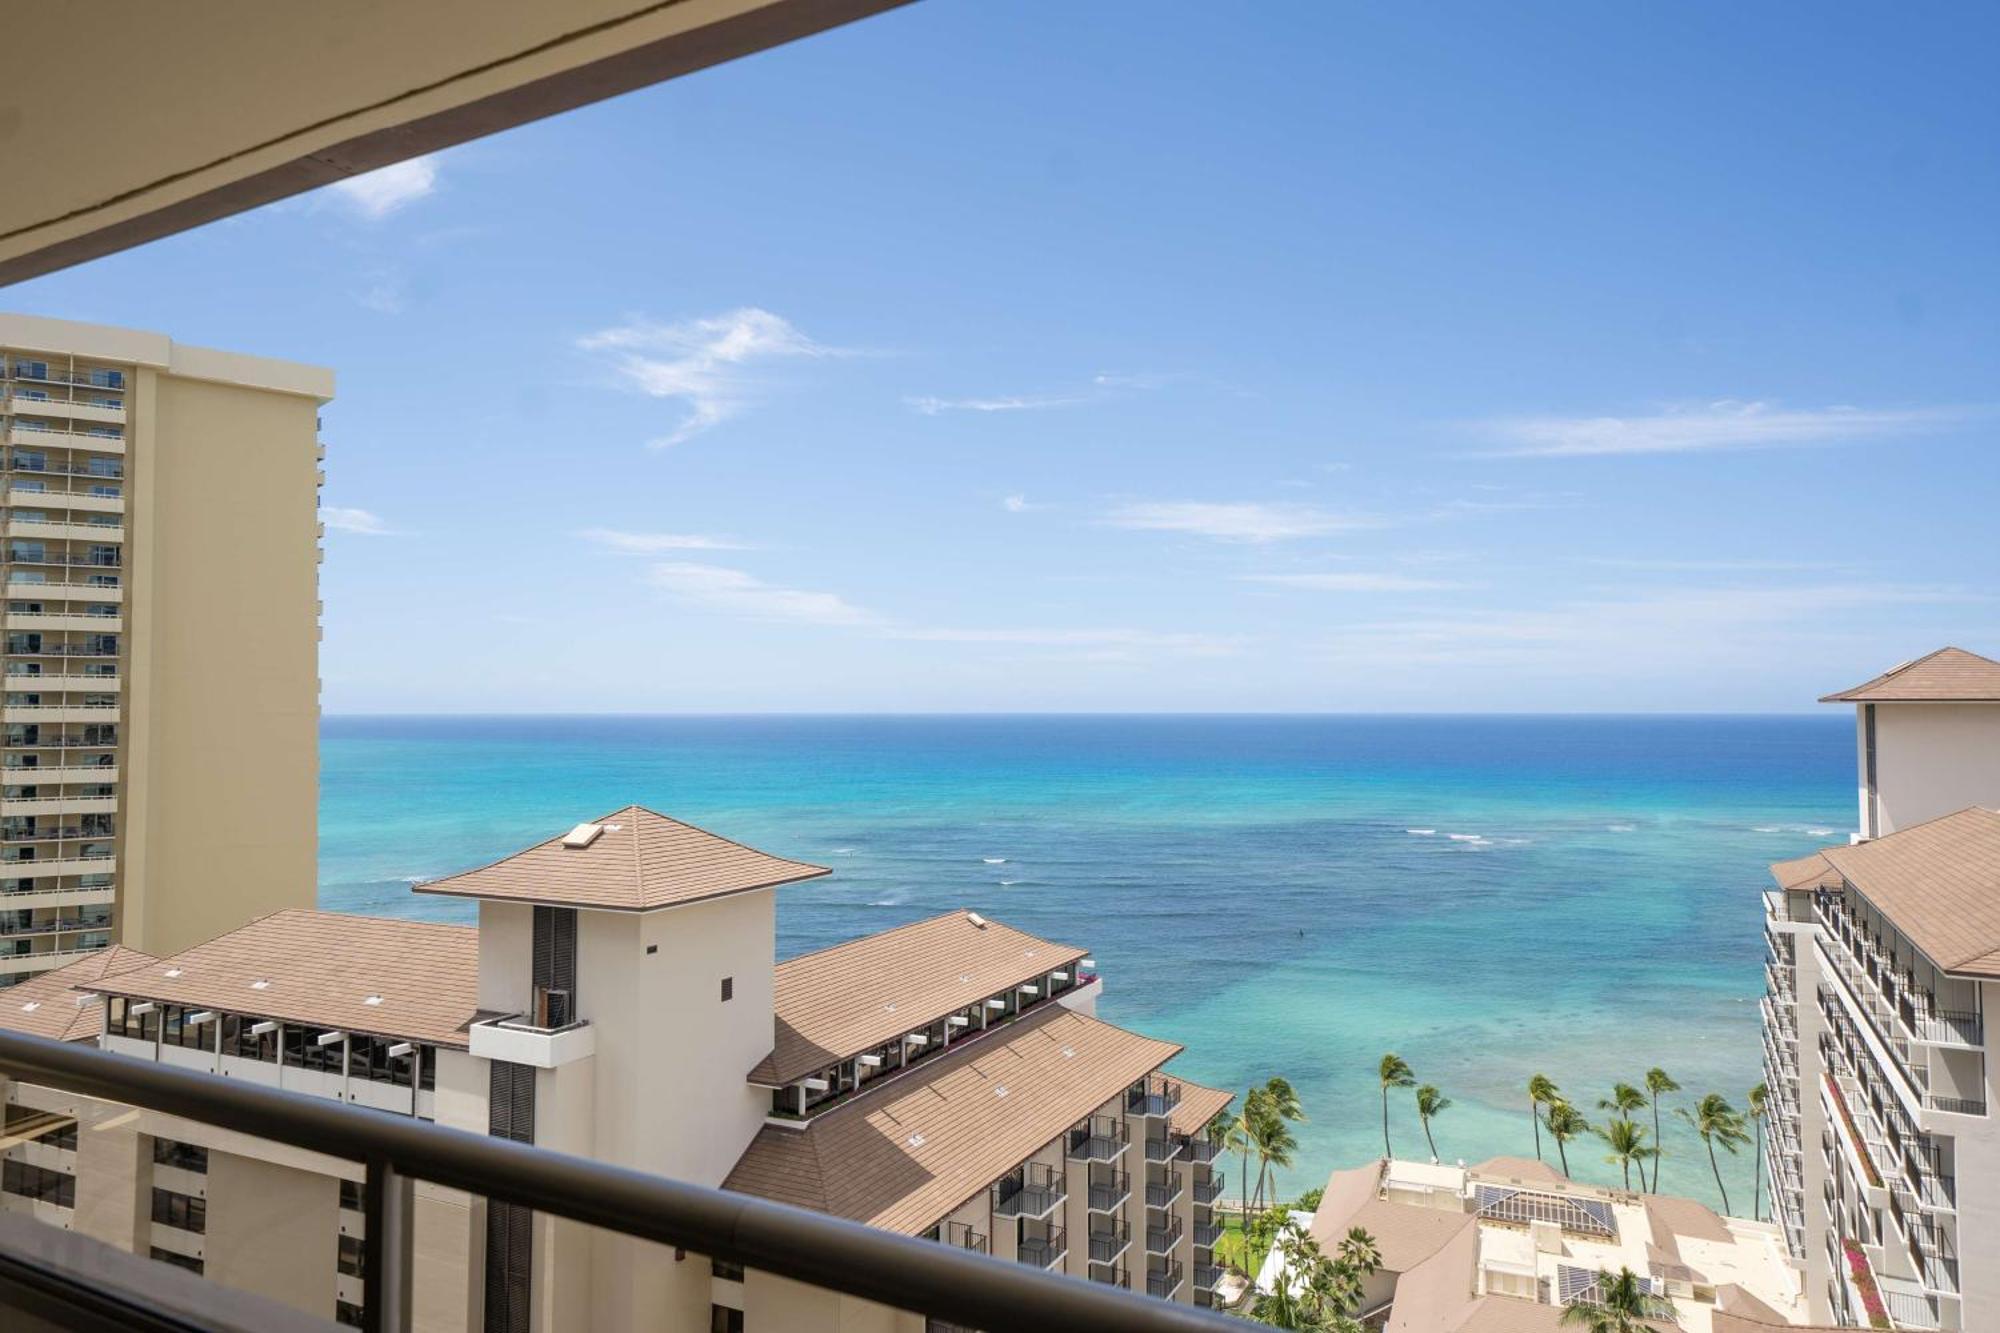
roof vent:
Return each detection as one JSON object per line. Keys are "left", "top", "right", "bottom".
{"left": 966, "top": 911, "right": 987, "bottom": 929}
{"left": 364, "top": 995, "right": 384, "bottom": 1006}
{"left": 994, "top": 1084, "right": 1009, "bottom": 1099}
{"left": 562, "top": 822, "right": 605, "bottom": 849}
{"left": 163, "top": 967, "right": 183, "bottom": 978}
{"left": 250, "top": 979, "right": 271, "bottom": 990}
{"left": 908, "top": 1133, "right": 926, "bottom": 1148}
{"left": 19, "top": 1001, "right": 38, "bottom": 1013}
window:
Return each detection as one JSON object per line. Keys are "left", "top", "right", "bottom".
{"left": 349, "top": 1033, "right": 415, "bottom": 1088}
{"left": 4, "top": 1159, "right": 76, "bottom": 1207}
{"left": 710, "top": 1258, "right": 745, "bottom": 1283}
{"left": 4, "top": 1105, "right": 76, "bottom": 1152}
{"left": 151, "top": 1138, "right": 208, "bottom": 1172}
{"left": 720, "top": 976, "right": 733, "bottom": 1003}
{"left": 151, "top": 1187, "right": 206, "bottom": 1233}
{"left": 710, "top": 1306, "right": 744, "bottom": 1333}
{"left": 282, "top": 1024, "right": 344, "bottom": 1073}
{"left": 160, "top": 1004, "right": 214, "bottom": 1051}
{"left": 338, "top": 1233, "right": 367, "bottom": 1278}
{"left": 150, "top": 1247, "right": 203, "bottom": 1275}
{"left": 221, "top": 1013, "right": 278, "bottom": 1061}
{"left": 340, "top": 1177, "right": 364, "bottom": 1212}
{"left": 336, "top": 1302, "right": 365, "bottom": 1328}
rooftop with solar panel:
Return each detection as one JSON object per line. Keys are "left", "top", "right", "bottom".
{"left": 1259, "top": 1155, "right": 1807, "bottom": 1331}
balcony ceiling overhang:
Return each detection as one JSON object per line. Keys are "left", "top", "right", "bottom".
{"left": 0, "top": 0, "right": 912, "bottom": 286}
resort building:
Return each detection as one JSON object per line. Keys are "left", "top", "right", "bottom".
{"left": 0, "top": 806, "right": 1230, "bottom": 1331}
{"left": 1269, "top": 1156, "right": 1804, "bottom": 1331}
{"left": 0, "top": 313, "right": 330, "bottom": 976}
{"left": 1760, "top": 648, "right": 2000, "bottom": 1331}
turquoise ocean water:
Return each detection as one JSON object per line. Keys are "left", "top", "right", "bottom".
{"left": 321, "top": 714, "right": 1849, "bottom": 1213}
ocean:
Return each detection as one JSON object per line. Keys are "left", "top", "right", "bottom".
{"left": 321, "top": 714, "right": 1850, "bottom": 1212}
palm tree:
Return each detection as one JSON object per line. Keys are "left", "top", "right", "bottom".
{"left": 1594, "top": 1117, "right": 1655, "bottom": 1192}
{"left": 1378, "top": 1054, "right": 1415, "bottom": 1159}
{"left": 1250, "top": 1223, "right": 1381, "bottom": 1330}
{"left": 1527, "top": 1073, "right": 1560, "bottom": 1162}
{"left": 1644, "top": 1068, "right": 1680, "bottom": 1191}
{"left": 1678, "top": 1092, "right": 1752, "bottom": 1215}
{"left": 1232, "top": 1086, "right": 1267, "bottom": 1228}
{"left": 1255, "top": 1076, "right": 1307, "bottom": 1205}
{"left": 1559, "top": 1267, "right": 1650, "bottom": 1332}
{"left": 1748, "top": 1082, "right": 1769, "bottom": 1221}
{"left": 1543, "top": 1100, "right": 1590, "bottom": 1179}
{"left": 1598, "top": 1082, "right": 1646, "bottom": 1120}
{"left": 1415, "top": 1085, "right": 1451, "bottom": 1163}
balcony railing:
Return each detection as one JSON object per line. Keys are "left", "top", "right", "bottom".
{"left": 1148, "top": 1262, "right": 1184, "bottom": 1300}
{"left": 1144, "top": 1137, "right": 1183, "bottom": 1163}
{"left": 1128, "top": 1075, "right": 1182, "bottom": 1117}
{"left": 993, "top": 1163, "right": 1067, "bottom": 1219}
{"left": 1087, "top": 1221, "right": 1131, "bottom": 1263}
{"left": 1146, "top": 1172, "right": 1185, "bottom": 1209}
{"left": 1192, "top": 1174, "right": 1225, "bottom": 1205}
{"left": 1193, "top": 1263, "right": 1222, "bottom": 1292}
{"left": 0, "top": 1029, "right": 1234, "bottom": 1333}
{"left": 1145, "top": 1219, "right": 1183, "bottom": 1254}
{"left": 1191, "top": 1221, "right": 1223, "bottom": 1249}
{"left": 1017, "top": 1228, "right": 1068, "bottom": 1271}
{"left": 1184, "top": 1138, "right": 1220, "bottom": 1164}
{"left": 930, "top": 1221, "right": 988, "bottom": 1255}
{"left": 1088, "top": 1171, "right": 1132, "bottom": 1213}
{"left": 1089, "top": 1263, "right": 1130, "bottom": 1289}
{"left": 1068, "top": 1115, "right": 1128, "bottom": 1161}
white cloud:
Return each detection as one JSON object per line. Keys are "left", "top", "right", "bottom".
{"left": 579, "top": 528, "right": 750, "bottom": 553}
{"left": 1245, "top": 572, "right": 1473, "bottom": 592}
{"left": 327, "top": 156, "right": 440, "bottom": 220}
{"left": 1103, "top": 501, "right": 1375, "bottom": 543}
{"left": 1479, "top": 400, "right": 1967, "bottom": 458}
{"left": 1001, "top": 494, "right": 1033, "bottom": 513}
{"left": 580, "top": 309, "right": 841, "bottom": 448}
{"left": 320, "top": 507, "right": 395, "bottom": 536}
{"left": 647, "top": 562, "right": 875, "bottom": 626}
{"left": 906, "top": 393, "right": 1086, "bottom": 416}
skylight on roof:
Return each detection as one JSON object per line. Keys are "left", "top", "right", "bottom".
{"left": 561, "top": 822, "right": 604, "bottom": 849}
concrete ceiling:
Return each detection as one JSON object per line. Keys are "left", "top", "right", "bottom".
{"left": 0, "top": 0, "right": 911, "bottom": 286}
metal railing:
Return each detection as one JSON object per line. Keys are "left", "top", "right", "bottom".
{"left": 1017, "top": 1228, "right": 1068, "bottom": 1271}
{"left": 1086, "top": 1221, "right": 1131, "bottom": 1263}
{"left": 993, "top": 1162, "right": 1068, "bottom": 1219}
{"left": 1148, "top": 1261, "right": 1184, "bottom": 1300}
{"left": 0, "top": 1029, "right": 1234, "bottom": 1333}
{"left": 1146, "top": 1172, "right": 1185, "bottom": 1208}
{"left": 1087, "top": 1171, "right": 1131, "bottom": 1213}
{"left": 1067, "top": 1115, "right": 1126, "bottom": 1161}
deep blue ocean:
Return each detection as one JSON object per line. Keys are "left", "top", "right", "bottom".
{"left": 320, "top": 714, "right": 1850, "bottom": 1211}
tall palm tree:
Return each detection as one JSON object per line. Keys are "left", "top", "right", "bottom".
{"left": 1378, "top": 1054, "right": 1415, "bottom": 1159}
{"left": 1748, "top": 1082, "right": 1769, "bottom": 1221}
{"left": 1644, "top": 1068, "right": 1680, "bottom": 1191}
{"left": 1256, "top": 1076, "right": 1307, "bottom": 1205}
{"left": 1543, "top": 1100, "right": 1590, "bottom": 1180}
{"left": 1415, "top": 1085, "right": 1451, "bottom": 1163}
{"left": 1678, "top": 1092, "right": 1752, "bottom": 1215}
{"left": 1598, "top": 1083, "right": 1646, "bottom": 1120}
{"left": 1594, "top": 1117, "right": 1655, "bottom": 1192}
{"left": 1527, "top": 1073, "right": 1560, "bottom": 1162}
{"left": 1233, "top": 1087, "right": 1265, "bottom": 1229}
{"left": 1559, "top": 1267, "right": 1650, "bottom": 1333}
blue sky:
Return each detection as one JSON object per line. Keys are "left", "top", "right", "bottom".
{"left": 11, "top": 2, "right": 1998, "bottom": 712}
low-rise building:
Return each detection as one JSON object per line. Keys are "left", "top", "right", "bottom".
{"left": 0, "top": 805, "right": 1230, "bottom": 1332}
{"left": 1278, "top": 1156, "right": 1805, "bottom": 1332}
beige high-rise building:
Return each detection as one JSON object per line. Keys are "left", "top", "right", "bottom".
{"left": 0, "top": 313, "right": 331, "bottom": 975}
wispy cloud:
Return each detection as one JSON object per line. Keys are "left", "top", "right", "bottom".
{"left": 907, "top": 393, "right": 1087, "bottom": 416}
{"left": 580, "top": 309, "right": 843, "bottom": 448}
{"left": 1001, "top": 494, "right": 1037, "bottom": 513}
{"left": 327, "top": 156, "right": 441, "bottom": 220}
{"left": 1244, "top": 572, "right": 1474, "bottom": 593}
{"left": 647, "top": 562, "right": 876, "bottom": 626}
{"left": 1591, "top": 556, "right": 1848, "bottom": 573}
{"left": 579, "top": 528, "right": 751, "bottom": 553}
{"left": 1478, "top": 400, "right": 1968, "bottom": 458}
{"left": 1103, "top": 501, "right": 1376, "bottom": 543}
{"left": 321, "top": 507, "right": 397, "bottom": 536}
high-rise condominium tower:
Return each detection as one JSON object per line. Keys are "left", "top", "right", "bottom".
{"left": 0, "top": 313, "right": 331, "bottom": 977}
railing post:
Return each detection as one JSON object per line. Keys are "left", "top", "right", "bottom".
{"left": 362, "top": 1155, "right": 415, "bottom": 1333}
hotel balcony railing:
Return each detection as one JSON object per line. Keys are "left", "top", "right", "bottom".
{"left": 1087, "top": 1221, "right": 1131, "bottom": 1264}
{"left": 1088, "top": 1171, "right": 1132, "bottom": 1213}
{"left": 1876, "top": 1275, "right": 1941, "bottom": 1331}
{"left": 7, "top": 459, "right": 124, "bottom": 478}
{"left": 1193, "top": 1263, "right": 1223, "bottom": 1292}
{"left": 1144, "top": 1137, "right": 1184, "bottom": 1163}
{"left": 0, "top": 824, "right": 112, "bottom": 843}
{"left": 1191, "top": 1220, "right": 1223, "bottom": 1249}
{"left": 1068, "top": 1115, "right": 1128, "bottom": 1161}
{"left": 1764, "top": 960, "right": 1795, "bottom": 1001}
{"left": 1017, "top": 1228, "right": 1068, "bottom": 1271}
{"left": 6, "top": 366, "right": 127, "bottom": 390}
{"left": 1089, "top": 1263, "right": 1130, "bottom": 1289}
{"left": 1146, "top": 1172, "right": 1185, "bottom": 1209}
{"left": 0, "top": 1029, "right": 1234, "bottom": 1333}
{"left": 1192, "top": 1174, "right": 1225, "bottom": 1206}
{"left": 1145, "top": 1219, "right": 1183, "bottom": 1255}
{"left": 931, "top": 1221, "right": 988, "bottom": 1255}
{"left": 1148, "top": 1262, "right": 1185, "bottom": 1300}
{"left": 1128, "top": 1075, "right": 1182, "bottom": 1118}
{"left": 992, "top": 1163, "right": 1067, "bottom": 1220}
{"left": 1184, "top": 1138, "right": 1220, "bottom": 1165}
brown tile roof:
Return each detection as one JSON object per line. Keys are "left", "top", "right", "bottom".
{"left": 415, "top": 805, "right": 829, "bottom": 912}
{"left": 1469, "top": 1156, "right": 1567, "bottom": 1186}
{"left": 94, "top": 909, "right": 480, "bottom": 1047}
{"left": 1820, "top": 646, "right": 2000, "bottom": 702}
{"left": 1314, "top": 1195, "right": 1473, "bottom": 1274}
{"left": 1820, "top": 807, "right": 2000, "bottom": 975}
{"left": 1769, "top": 850, "right": 1843, "bottom": 892}
{"left": 1169, "top": 1080, "right": 1234, "bottom": 1138}
{"left": 1644, "top": 1192, "right": 1732, "bottom": 1258}
{"left": 0, "top": 946, "right": 158, "bottom": 1042}
{"left": 748, "top": 911, "right": 1087, "bottom": 1086}
{"left": 723, "top": 1006, "right": 1179, "bottom": 1235}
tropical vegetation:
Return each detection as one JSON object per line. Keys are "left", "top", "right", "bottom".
{"left": 1414, "top": 1084, "right": 1450, "bottom": 1163}
{"left": 1558, "top": 1267, "right": 1654, "bottom": 1333}
{"left": 1243, "top": 1223, "right": 1381, "bottom": 1331}
{"left": 1376, "top": 1054, "right": 1415, "bottom": 1158}
{"left": 1677, "top": 1092, "right": 1752, "bottom": 1215}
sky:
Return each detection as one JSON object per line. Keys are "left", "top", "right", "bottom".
{"left": 10, "top": 2, "right": 1999, "bottom": 712}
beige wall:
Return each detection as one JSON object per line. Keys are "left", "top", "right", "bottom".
{"left": 743, "top": 1270, "right": 915, "bottom": 1333}
{"left": 204, "top": 1147, "right": 339, "bottom": 1319}
{"left": 1867, "top": 703, "right": 2000, "bottom": 837}
{"left": 119, "top": 363, "right": 323, "bottom": 956}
